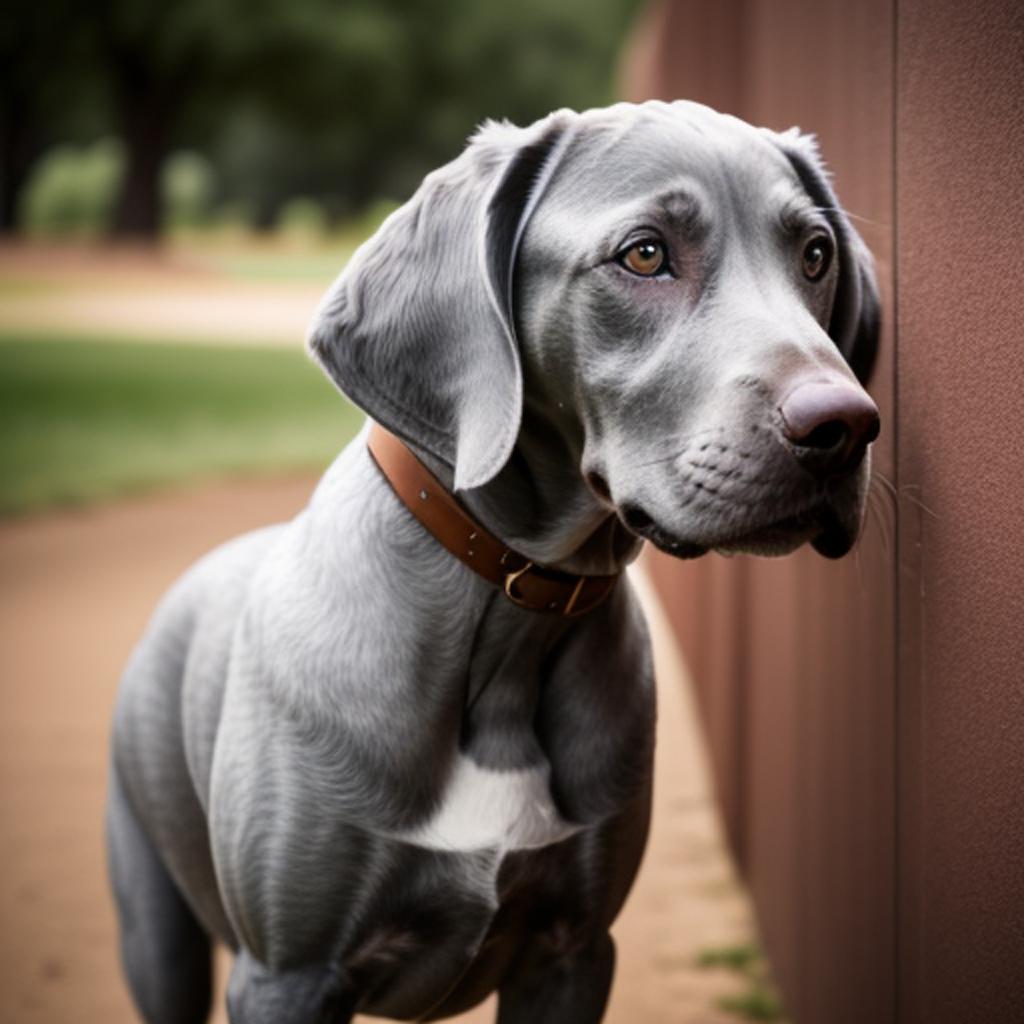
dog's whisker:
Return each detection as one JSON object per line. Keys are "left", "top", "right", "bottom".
{"left": 809, "top": 204, "right": 887, "bottom": 229}
{"left": 636, "top": 448, "right": 687, "bottom": 469}
{"left": 870, "top": 469, "right": 898, "bottom": 504}
{"left": 864, "top": 487, "right": 894, "bottom": 561}
{"left": 876, "top": 488, "right": 897, "bottom": 558}
{"left": 851, "top": 538, "right": 867, "bottom": 594}
{"left": 635, "top": 428, "right": 722, "bottom": 469}
{"left": 878, "top": 496, "right": 894, "bottom": 561}
{"left": 867, "top": 484, "right": 896, "bottom": 552}
{"left": 863, "top": 492, "right": 885, "bottom": 559}
{"left": 899, "top": 488, "right": 940, "bottom": 519}
{"left": 871, "top": 470, "right": 939, "bottom": 520}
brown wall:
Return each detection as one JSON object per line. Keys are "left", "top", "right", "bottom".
{"left": 623, "top": 2, "right": 1024, "bottom": 1021}
{"left": 896, "top": 3, "right": 1024, "bottom": 1020}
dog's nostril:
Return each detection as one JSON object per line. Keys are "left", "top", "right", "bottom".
{"left": 622, "top": 504, "right": 654, "bottom": 533}
{"left": 780, "top": 381, "right": 880, "bottom": 454}
{"left": 863, "top": 416, "right": 881, "bottom": 446}
{"left": 802, "top": 420, "right": 848, "bottom": 451}
{"left": 779, "top": 379, "right": 880, "bottom": 478}
{"left": 586, "top": 470, "right": 612, "bottom": 503}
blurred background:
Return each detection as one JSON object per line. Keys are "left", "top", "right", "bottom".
{"left": 3, "top": 2, "right": 1023, "bottom": 1024}
{"left": 0, "top": 0, "right": 641, "bottom": 518}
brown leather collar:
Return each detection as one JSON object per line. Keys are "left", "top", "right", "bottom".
{"left": 367, "top": 424, "right": 619, "bottom": 617}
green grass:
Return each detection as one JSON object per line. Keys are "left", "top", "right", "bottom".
{"left": 183, "top": 242, "right": 359, "bottom": 283}
{"left": 696, "top": 943, "right": 788, "bottom": 1023}
{"left": 718, "top": 989, "right": 787, "bottom": 1022}
{"left": 697, "top": 943, "right": 761, "bottom": 971}
{"left": 0, "top": 334, "right": 363, "bottom": 516}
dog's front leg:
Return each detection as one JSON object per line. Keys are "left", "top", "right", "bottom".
{"left": 226, "top": 951, "right": 357, "bottom": 1024}
{"left": 496, "top": 932, "right": 615, "bottom": 1024}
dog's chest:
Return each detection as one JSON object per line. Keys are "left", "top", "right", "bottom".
{"left": 400, "top": 754, "right": 579, "bottom": 852}
{"left": 389, "top": 610, "right": 582, "bottom": 853}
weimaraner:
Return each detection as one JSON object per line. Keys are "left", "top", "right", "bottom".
{"left": 107, "top": 100, "right": 879, "bottom": 1024}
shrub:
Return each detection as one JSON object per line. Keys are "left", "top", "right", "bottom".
{"left": 209, "top": 199, "right": 258, "bottom": 236}
{"left": 276, "top": 197, "right": 329, "bottom": 240}
{"left": 162, "top": 151, "right": 217, "bottom": 229}
{"left": 19, "top": 139, "right": 124, "bottom": 236}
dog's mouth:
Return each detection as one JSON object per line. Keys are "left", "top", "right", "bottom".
{"left": 618, "top": 502, "right": 857, "bottom": 560}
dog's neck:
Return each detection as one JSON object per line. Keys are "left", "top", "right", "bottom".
{"left": 413, "top": 403, "right": 642, "bottom": 578}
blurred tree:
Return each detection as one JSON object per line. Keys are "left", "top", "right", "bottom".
{"left": 91, "top": 0, "right": 271, "bottom": 236}
{"left": 2, "top": 0, "right": 640, "bottom": 239}
{"left": 0, "top": 0, "right": 103, "bottom": 232}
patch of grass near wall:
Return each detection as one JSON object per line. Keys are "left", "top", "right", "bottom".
{"left": 697, "top": 943, "right": 788, "bottom": 1022}
{"left": 0, "top": 334, "right": 363, "bottom": 515}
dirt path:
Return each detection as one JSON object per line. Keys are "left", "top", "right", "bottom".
{"left": 0, "top": 478, "right": 753, "bottom": 1023}
{"left": 0, "top": 243, "right": 325, "bottom": 345}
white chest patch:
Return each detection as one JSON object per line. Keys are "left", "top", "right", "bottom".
{"left": 401, "top": 755, "right": 580, "bottom": 853}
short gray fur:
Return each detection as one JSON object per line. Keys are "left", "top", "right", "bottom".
{"left": 107, "top": 100, "right": 879, "bottom": 1023}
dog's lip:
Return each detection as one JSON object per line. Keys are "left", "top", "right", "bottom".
{"left": 809, "top": 505, "right": 857, "bottom": 559}
{"left": 702, "top": 514, "right": 824, "bottom": 560}
{"left": 714, "top": 506, "right": 826, "bottom": 549}
{"left": 618, "top": 502, "right": 844, "bottom": 559}
{"left": 615, "top": 506, "right": 707, "bottom": 557}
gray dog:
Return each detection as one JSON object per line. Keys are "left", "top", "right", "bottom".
{"left": 107, "top": 100, "right": 879, "bottom": 1024}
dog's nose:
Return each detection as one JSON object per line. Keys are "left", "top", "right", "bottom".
{"left": 779, "top": 380, "right": 880, "bottom": 476}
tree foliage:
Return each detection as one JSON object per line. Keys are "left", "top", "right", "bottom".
{"left": 2, "top": 0, "right": 640, "bottom": 237}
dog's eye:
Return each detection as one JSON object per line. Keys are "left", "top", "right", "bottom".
{"left": 802, "top": 235, "right": 834, "bottom": 282}
{"left": 619, "top": 240, "right": 668, "bottom": 277}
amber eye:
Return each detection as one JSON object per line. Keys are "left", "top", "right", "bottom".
{"left": 802, "top": 235, "right": 834, "bottom": 281}
{"left": 619, "top": 240, "right": 668, "bottom": 277}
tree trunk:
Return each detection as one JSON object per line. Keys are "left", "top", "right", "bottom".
{"left": 0, "top": 148, "right": 31, "bottom": 236}
{"left": 111, "top": 86, "right": 169, "bottom": 240}
{"left": 0, "top": 92, "right": 42, "bottom": 234}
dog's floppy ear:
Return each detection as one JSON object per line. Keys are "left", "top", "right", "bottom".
{"left": 768, "top": 129, "right": 880, "bottom": 385}
{"left": 308, "top": 111, "right": 576, "bottom": 491}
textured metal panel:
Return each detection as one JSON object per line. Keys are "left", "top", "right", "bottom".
{"left": 896, "top": 3, "right": 1024, "bottom": 1020}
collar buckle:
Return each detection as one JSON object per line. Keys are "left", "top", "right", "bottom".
{"left": 503, "top": 560, "right": 537, "bottom": 609}
{"left": 504, "top": 560, "right": 603, "bottom": 617}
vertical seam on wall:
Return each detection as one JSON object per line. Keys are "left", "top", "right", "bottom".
{"left": 735, "top": 558, "right": 750, "bottom": 873}
{"left": 735, "top": 0, "right": 751, "bottom": 881}
{"left": 891, "top": 0, "right": 902, "bottom": 1020}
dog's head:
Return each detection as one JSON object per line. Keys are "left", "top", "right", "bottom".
{"left": 309, "top": 101, "right": 880, "bottom": 561}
